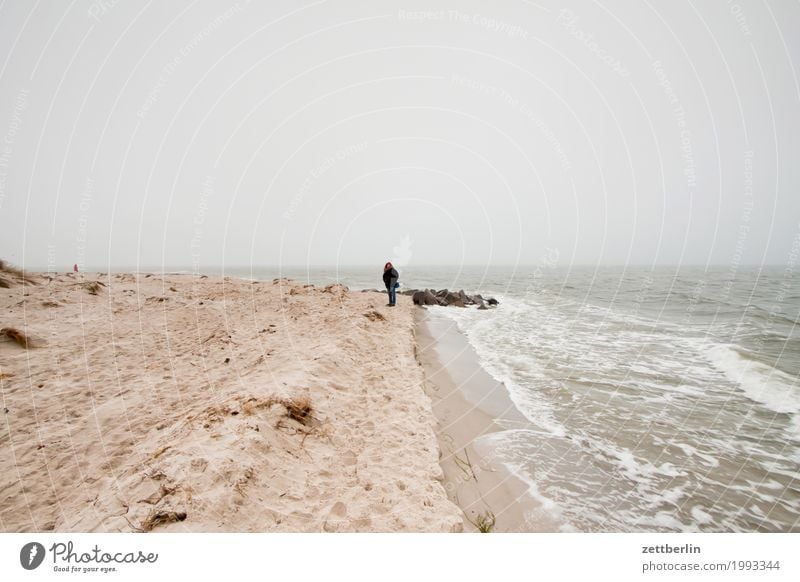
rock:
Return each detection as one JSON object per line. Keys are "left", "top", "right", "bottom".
{"left": 413, "top": 290, "right": 439, "bottom": 306}
{"left": 443, "top": 292, "right": 465, "bottom": 307}
{"left": 407, "top": 287, "right": 497, "bottom": 309}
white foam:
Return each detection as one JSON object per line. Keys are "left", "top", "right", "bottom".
{"left": 695, "top": 451, "right": 720, "bottom": 469}
{"left": 641, "top": 382, "right": 706, "bottom": 399}
{"left": 788, "top": 415, "right": 800, "bottom": 442}
{"left": 706, "top": 344, "right": 800, "bottom": 415}
{"left": 432, "top": 301, "right": 569, "bottom": 438}
{"left": 432, "top": 293, "right": 800, "bottom": 530}
{"left": 644, "top": 511, "right": 685, "bottom": 530}
{"left": 613, "top": 449, "right": 643, "bottom": 480}
{"left": 629, "top": 364, "right": 654, "bottom": 375}
{"left": 476, "top": 430, "right": 569, "bottom": 530}
{"left": 659, "top": 484, "right": 686, "bottom": 505}
{"left": 691, "top": 506, "right": 713, "bottom": 525}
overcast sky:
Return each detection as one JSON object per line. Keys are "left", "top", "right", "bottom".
{"left": 0, "top": 0, "right": 798, "bottom": 270}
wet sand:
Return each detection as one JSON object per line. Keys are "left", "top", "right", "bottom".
{"left": 414, "top": 307, "right": 560, "bottom": 532}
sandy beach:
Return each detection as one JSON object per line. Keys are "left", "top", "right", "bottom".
{"left": 0, "top": 268, "right": 464, "bottom": 532}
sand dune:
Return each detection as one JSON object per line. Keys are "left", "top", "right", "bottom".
{"left": 0, "top": 272, "right": 462, "bottom": 532}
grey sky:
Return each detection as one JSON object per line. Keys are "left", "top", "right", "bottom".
{"left": 0, "top": 0, "right": 798, "bottom": 270}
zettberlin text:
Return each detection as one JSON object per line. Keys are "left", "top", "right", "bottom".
{"left": 642, "top": 544, "right": 700, "bottom": 554}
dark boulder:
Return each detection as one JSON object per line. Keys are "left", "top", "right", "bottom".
{"left": 413, "top": 289, "right": 439, "bottom": 306}
{"left": 407, "top": 287, "right": 498, "bottom": 309}
{"left": 443, "top": 292, "right": 465, "bottom": 307}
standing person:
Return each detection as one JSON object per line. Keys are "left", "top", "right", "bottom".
{"left": 382, "top": 261, "right": 399, "bottom": 307}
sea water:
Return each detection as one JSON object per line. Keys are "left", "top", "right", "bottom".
{"left": 227, "top": 264, "right": 799, "bottom": 532}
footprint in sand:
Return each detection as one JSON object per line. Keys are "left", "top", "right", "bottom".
{"left": 329, "top": 501, "right": 347, "bottom": 517}
{"left": 190, "top": 458, "right": 208, "bottom": 473}
{"left": 322, "top": 501, "right": 348, "bottom": 532}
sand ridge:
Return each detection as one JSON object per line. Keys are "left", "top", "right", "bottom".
{"left": 0, "top": 272, "right": 462, "bottom": 532}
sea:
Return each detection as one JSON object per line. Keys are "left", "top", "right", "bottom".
{"left": 224, "top": 265, "right": 799, "bottom": 532}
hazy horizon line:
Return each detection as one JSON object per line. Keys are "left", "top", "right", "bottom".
{"left": 15, "top": 262, "right": 790, "bottom": 272}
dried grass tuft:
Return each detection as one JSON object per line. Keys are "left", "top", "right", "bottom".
{"left": 472, "top": 510, "right": 496, "bottom": 533}
{"left": 241, "top": 396, "right": 279, "bottom": 416}
{"left": 151, "top": 445, "right": 171, "bottom": 459}
{"left": 140, "top": 509, "right": 187, "bottom": 532}
{"left": 76, "top": 280, "right": 106, "bottom": 295}
{"left": 0, "top": 260, "right": 38, "bottom": 285}
{"left": 283, "top": 395, "right": 314, "bottom": 425}
{"left": 194, "top": 394, "right": 316, "bottom": 430}
{"left": 241, "top": 394, "right": 316, "bottom": 425}
{"left": 363, "top": 310, "right": 386, "bottom": 322}
{"left": 0, "top": 327, "right": 35, "bottom": 348}
{"left": 202, "top": 404, "right": 232, "bottom": 424}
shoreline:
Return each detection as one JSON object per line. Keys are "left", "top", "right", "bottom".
{"left": 2, "top": 266, "right": 557, "bottom": 532}
{"left": 414, "top": 306, "right": 560, "bottom": 532}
